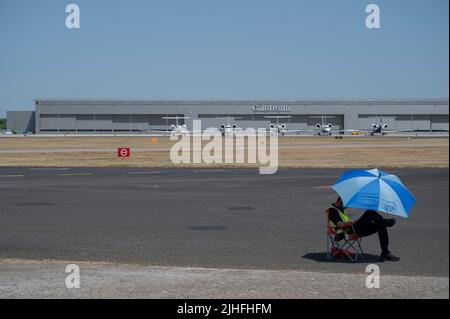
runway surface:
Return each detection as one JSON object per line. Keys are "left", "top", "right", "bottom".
{"left": 0, "top": 167, "right": 448, "bottom": 277}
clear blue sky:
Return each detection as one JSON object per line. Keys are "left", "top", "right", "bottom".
{"left": 0, "top": 0, "right": 448, "bottom": 117}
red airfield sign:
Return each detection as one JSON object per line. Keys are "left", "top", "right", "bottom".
{"left": 118, "top": 147, "right": 130, "bottom": 157}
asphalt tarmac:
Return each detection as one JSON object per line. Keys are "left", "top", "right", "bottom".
{"left": 0, "top": 167, "right": 448, "bottom": 277}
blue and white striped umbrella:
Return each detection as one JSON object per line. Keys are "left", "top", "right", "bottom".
{"left": 332, "top": 168, "right": 416, "bottom": 218}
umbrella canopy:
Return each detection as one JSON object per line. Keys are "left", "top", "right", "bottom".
{"left": 332, "top": 168, "right": 416, "bottom": 218}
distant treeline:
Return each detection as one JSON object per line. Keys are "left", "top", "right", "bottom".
{"left": 0, "top": 119, "right": 5, "bottom": 130}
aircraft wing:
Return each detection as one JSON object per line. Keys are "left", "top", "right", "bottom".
{"left": 148, "top": 129, "right": 171, "bottom": 133}
{"left": 382, "top": 129, "right": 433, "bottom": 133}
{"left": 355, "top": 129, "right": 424, "bottom": 133}
{"left": 283, "top": 129, "right": 317, "bottom": 133}
{"left": 284, "top": 128, "right": 348, "bottom": 133}
{"left": 335, "top": 129, "right": 360, "bottom": 132}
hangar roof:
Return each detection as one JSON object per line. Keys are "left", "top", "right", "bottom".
{"left": 35, "top": 98, "right": 449, "bottom": 106}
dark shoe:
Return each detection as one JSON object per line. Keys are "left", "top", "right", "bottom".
{"left": 384, "top": 218, "right": 396, "bottom": 228}
{"left": 380, "top": 252, "right": 400, "bottom": 262}
{"left": 334, "top": 232, "right": 345, "bottom": 241}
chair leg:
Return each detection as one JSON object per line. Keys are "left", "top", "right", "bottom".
{"left": 342, "top": 241, "right": 357, "bottom": 262}
{"left": 327, "top": 236, "right": 333, "bottom": 260}
{"left": 357, "top": 238, "right": 364, "bottom": 260}
{"left": 327, "top": 235, "right": 364, "bottom": 263}
{"left": 327, "top": 235, "right": 339, "bottom": 261}
{"left": 340, "top": 239, "right": 364, "bottom": 262}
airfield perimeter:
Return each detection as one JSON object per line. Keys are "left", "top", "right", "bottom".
{"left": 0, "top": 136, "right": 448, "bottom": 168}
{"left": 0, "top": 136, "right": 448, "bottom": 298}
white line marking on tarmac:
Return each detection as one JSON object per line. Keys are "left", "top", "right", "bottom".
{"left": 314, "top": 185, "right": 333, "bottom": 189}
{"left": 194, "top": 169, "right": 227, "bottom": 172}
{"left": 29, "top": 168, "right": 70, "bottom": 171}
{"left": 56, "top": 173, "right": 94, "bottom": 177}
{"left": 0, "top": 175, "right": 24, "bottom": 178}
{"left": 127, "top": 171, "right": 162, "bottom": 175}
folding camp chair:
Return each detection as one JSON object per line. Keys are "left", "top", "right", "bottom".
{"left": 326, "top": 209, "right": 364, "bottom": 262}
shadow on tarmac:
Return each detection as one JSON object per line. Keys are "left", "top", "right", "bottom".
{"left": 302, "top": 252, "right": 381, "bottom": 264}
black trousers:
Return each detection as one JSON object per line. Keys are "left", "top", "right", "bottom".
{"left": 352, "top": 211, "right": 390, "bottom": 254}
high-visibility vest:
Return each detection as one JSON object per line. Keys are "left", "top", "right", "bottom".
{"left": 327, "top": 206, "right": 351, "bottom": 228}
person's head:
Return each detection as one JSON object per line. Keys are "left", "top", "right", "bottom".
{"left": 334, "top": 197, "right": 344, "bottom": 209}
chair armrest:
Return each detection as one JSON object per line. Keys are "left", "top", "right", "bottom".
{"left": 340, "top": 221, "right": 354, "bottom": 228}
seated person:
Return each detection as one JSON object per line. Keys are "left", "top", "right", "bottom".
{"left": 328, "top": 197, "right": 400, "bottom": 262}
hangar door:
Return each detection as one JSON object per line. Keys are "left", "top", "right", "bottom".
{"left": 431, "top": 115, "right": 449, "bottom": 131}
{"left": 395, "top": 115, "right": 431, "bottom": 131}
